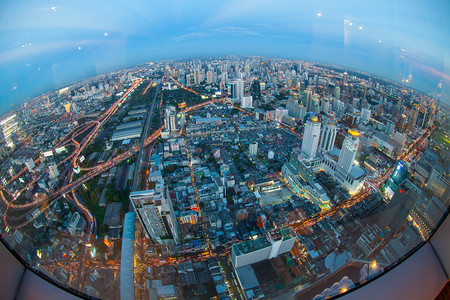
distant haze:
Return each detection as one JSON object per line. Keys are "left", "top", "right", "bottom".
{"left": 1, "top": 0, "right": 449, "bottom": 114}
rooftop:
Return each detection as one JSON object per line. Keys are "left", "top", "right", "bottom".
{"left": 232, "top": 236, "right": 271, "bottom": 256}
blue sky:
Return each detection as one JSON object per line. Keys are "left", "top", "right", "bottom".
{"left": 1, "top": 0, "right": 449, "bottom": 113}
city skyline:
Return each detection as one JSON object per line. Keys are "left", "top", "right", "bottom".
{"left": 1, "top": 0, "right": 450, "bottom": 114}
{"left": 0, "top": 56, "right": 447, "bottom": 299}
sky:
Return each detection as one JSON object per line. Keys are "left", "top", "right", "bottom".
{"left": 1, "top": 0, "right": 449, "bottom": 114}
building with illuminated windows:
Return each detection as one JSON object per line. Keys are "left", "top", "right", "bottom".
{"left": 130, "top": 179, "right": 179, "bottom": 245}
{"left": 0, "top": 113, "right": 20, "bottom": 148}
{"left": 283, "top": 129, "right": 366, "bottom": 196}
{"left": 301, "top": 116, "right": 321, "bottom": 158}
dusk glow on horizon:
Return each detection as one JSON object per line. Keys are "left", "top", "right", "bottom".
{"left": 0, "top": 0, "right": 449, "bottom": 112}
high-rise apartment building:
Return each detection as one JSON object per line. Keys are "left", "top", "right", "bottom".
{"left": 164, "top": 106, "right": 178, "bottom": 133}
{"left": 194, "top": 69, "right": 200, "bottom": 85}
{"left": 249, "top": 142, "right": 258, "bottom": 156}
{"left": 206, "top": 70, "right": 213, "bottom": 84}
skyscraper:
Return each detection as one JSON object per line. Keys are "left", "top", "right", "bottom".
{"left": 385, "top": 120, "right": 395, "bottom": 136}
{"left": 378, "top": 180, "right": 421, "bottom": 234}
{"left": 130, "top": 179, "right": 179, "bottom": 244}
{"left": 319, "top": 121, "right": 337, "bottom": 152}
{"left": 343, "top": 71, "right": 349, "bottom": 85}
{"left": 301, "top": 116, "right": 321, "bottom": 158}
{"left": 338, "top": 129, "right": 360, "bottom": 174}
{"left": 206, "top": 70, "right": 213, "bottom": 84}
{"left": 230, "top": 79, "right": 244, "bottom": 99}
{"left": 304, "top": 89, "right": 312, "bottom": 112}
{"left": 361, "top": 108, "right": 371, "bottom": 125}
{"left": 194, "top": 69, "right": 200, "bottom": 85}
{"left": 334, "top": 86, "right": 341, "bottom": 100}
{"left": 241, "top": 96, "right": 253, "bottom": 108}
{"left": 249, "top": 142, "right": 258, "bottom": 156}
{"left": 0, "top": 114, "right": 20, "bottom": 148}
{"left": 164, "top": 106, "right": 178, "bottom": 133}
{"left": 48, "top": 164, "right": 59, "bottom": 180}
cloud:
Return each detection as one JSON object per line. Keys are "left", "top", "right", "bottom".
{"left": 212, "top": 26, "right": 263, "bottom": 36}
{"left": 172, "top": 26, "right": 263, "bottom": 42}
{"left": 172, "top": 32, "right": 215, "bottom": 42}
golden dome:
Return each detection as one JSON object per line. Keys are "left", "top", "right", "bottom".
{"left": 349, "top": 129, "right": 360, "bottom": 137}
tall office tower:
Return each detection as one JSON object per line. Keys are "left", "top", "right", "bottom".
{"left": 130, "top": 179, "right": 179, "bottom": 244}
{"left": 251, "top": 79, "right": 261, "bottom": 100}
{"left": 185, "top": 74, "right": 191, "bottom": 87}
{"left": 427, "top": 164, "right": 449, "bottom": 198}
{"left": 230, "top": 79, "right": 244, "bottom": 99}
{"left": 206, "top": 71, "right": 213, "bottom": 84}
{"left": 304, "top": 89, "right": 313, "bottom": 111}
{"left": 410, "top": 107, "right": 419, "bottom": 128}
{"left": 236, "top": 78, "right": 244, "bottom": 99}
{"left": 287, "top": 99, "right": 298, "bottom": 116}
{"left": 312, "top": 96, "right": 320, "bottom": 113}
{"left": 385, "top": 120, "right": 395, "bottom": 136}
{"left": 385, "top": 160, "right": 409, "bottom": 198}
{"left": 0, "top": 114, "right": 20, "bottom": 148}
{"left": 338, "top": 129, "right": 360, "bottom": 174}
{"left": 301, "top": 116, "right": 321, "bottom": 158}
{"left": 222, "top": 71, "right": 228, "bottom": 83}
{"left": 249, "top": 142, "right": 258, "bottom": 156}
{"left": 48, "top": 164, "right": 59, "bottom": 180}
{"left": 194, "top": 69, "right": 200, "bottom": 85}
{"left": 321, "top": 98, "right": 330, "bottom": 114}
{"left": 361, "top": 108, "right": 371, "bottom": 125}
{"left": 241, "top": 96, "right": 253, "bottom": 108}
{"left": 334, "top": 86, "right": 341, "bottom": 100}
{"left": 378, "top": 180, "right": 420, "bottom": 234}
{"left": 164, "top": 106, "right": 178, "bottom": 132}
{"left": 319, "top": 121, "right": 337, "bottom": 152}
{"left": 343, "top": 71, "right": 349, "bottom": 85}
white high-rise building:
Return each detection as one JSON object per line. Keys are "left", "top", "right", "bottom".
{"left": 164, "top": 107, "right": 178, "bottom": 133}
{"left": 361, "top": 108, "right": 371, "bottom": 125}
{"left": 231, "top": 79, "right": 244, "bottom": 99}
{"left": 48, "top": 164, "right": 59, "bottom": 180}
{"left": 0, "top": 114, "right": 20, "bottom": 148}
{"left": 249, "top": 142, "right": 258, "bottom": 156}
{"left": 241, "top": 96, "right": 253, "bottom": 108}
{"left": 301, "top": 116, "right": 321, "bottom": 158}
{"left": 338, "top": 130, "right": 360, "bottom": 174}
{"left": 130, "top": 179, "right": 179, "bottom": 244}
{"left": 25, "top": 158, "right": 35, "bottom": 172}
{"left": 275, "top": 108, "right": 288, "bottom": 123}
{"left": 334, "top": 86, "right": 341, "bottom": 100}
{"left": 319, "top": 122, "right": 337, "bottom": 152}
